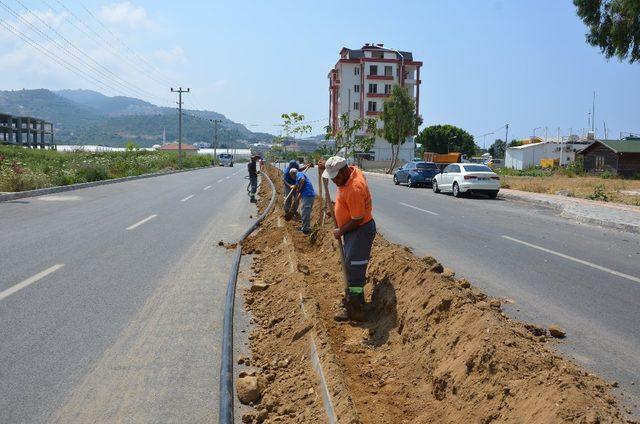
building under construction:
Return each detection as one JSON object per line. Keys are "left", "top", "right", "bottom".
{"left": 0, "top": 113, "right": 55, "bottom": 149}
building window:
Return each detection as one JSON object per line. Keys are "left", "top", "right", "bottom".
{"left": 384, "top": 66, "right": 393, "bottom": 76}
{"left": 372, "top": 51, "right": 384, "bottom": 59}
{"left": 595, "top": 155, "right": 605, "bottom": 171}
{"left": 369, "top": 65, "right": 378, "bottom": 76}
{"left": 354, "top": 84, "right": 360, "bottom": 93}
{"left": 367, "top": 101, "right": 377, "bottom": 112}
{"left": 384, "top": 84, "right": 392, "bottom": 94}
{"left": 353, "top": 102, "right": 359, "bottom": 111}
{"left": 354, "top": 67, "right": 360, "bottom": 75}
{"left": 368, "top": 84, "right": 377, "bottom": 94}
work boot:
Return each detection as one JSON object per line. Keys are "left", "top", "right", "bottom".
{"left": 250, "top": 196, "right": 257, "bottom": 203}
{"left": 346, "top": 298, "right": 366, "bottom": 322}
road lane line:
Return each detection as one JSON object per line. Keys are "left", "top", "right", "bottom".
{"left": 400, "top": 202, "right": 439, "bottom": 216}
{"left": 180, "top": 195, "right": 194, "bottom": 202}
{"left": 218, "top": 179, "right": 224, "bottom": 183}
{"left": 225, "top": 176, "right": 231, "bottom": 180}
{"left": 126, "top": 214, "right": 158, "bottom": 230}
{"left": 203, "top": 185, "right": 212, "bottom": 190}
{"left": 0, "top": 264, "right": 64, "bottom": 301}
{"left": 502, "top": 235, "right": 640, "bottom": 284}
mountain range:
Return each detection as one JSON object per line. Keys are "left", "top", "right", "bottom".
{"left": 0, "top": 89, "right": 274, "bottom": 147}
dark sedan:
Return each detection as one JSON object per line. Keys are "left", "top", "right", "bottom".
{"left": 393, "top": 161, "right": 439, "bottom": 187}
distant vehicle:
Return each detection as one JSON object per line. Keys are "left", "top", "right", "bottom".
{"left": 393, "top": 161, "right": 439, "bottom": 187}
{"left": 218, "top": 153, "right": 234, "bottom": 167}
{"left": 423, "top": 152, "right": 467, "bottom": 170}
{"left": 486, "top": 158, "right": 504, "bottom": 169}
{"left": 432, "top": 163, "right": 500, "bottom": 198}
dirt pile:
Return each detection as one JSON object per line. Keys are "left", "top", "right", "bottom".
{"left": 239, "top": 166, "right": 627, "bottom": 423}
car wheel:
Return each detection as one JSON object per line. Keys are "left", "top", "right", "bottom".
{"left": 453, "top": 182, "right": 462, "bottom": 198}
{"left": 432, "top": 180, "right": 440, "bottom": 193}
{"left": 407, "top": 176, "right": 414, "bottom": 187}
{"left": 393, "top": 175, "right": 399, "bottom": 185}
{"left": 488, "top": 190, "right": 498, "bottom": 199}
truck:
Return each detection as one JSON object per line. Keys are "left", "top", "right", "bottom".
{"left": 423, "top": 152, "right": 465, "bottom": 170}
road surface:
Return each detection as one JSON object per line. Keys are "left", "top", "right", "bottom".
{"left": 301, "top": 165, "right": 640, "bottom": 416}
{"left": 0, "top": 167, "right": 252, "bottom": 423}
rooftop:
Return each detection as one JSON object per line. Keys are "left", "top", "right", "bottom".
{"left": 582, "top": 139, "right": 640, "bottom": 154}
{"left": 340, "top": 44, "right": 414, "bottom": 61}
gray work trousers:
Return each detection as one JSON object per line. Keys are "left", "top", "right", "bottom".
{"left": 342, "top": 219, "right": 376, "bottom": 300}
{"left": 250, "top": 175, "right": 258, "bottom": 195}
{"left": 300, "top": 196, "right": 314, "bottom": 231}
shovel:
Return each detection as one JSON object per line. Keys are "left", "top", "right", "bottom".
{"left": 283, "top": 187, "right": 297, "bottom": 221}
{"left": 322, "top": 177, "right": 349, "bottom": 292}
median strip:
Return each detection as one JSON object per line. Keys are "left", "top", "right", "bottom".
{"left": 502, "top": 235, "right": 640, "bottom": 284}
{"left": 400, "top": 201, "right": 439, "bottom": 215}
{"left": 126, "top": 214, "right": 158, "bottom": 230}
{"left": 0, "top": 264, "right": 64, "bottom": 302}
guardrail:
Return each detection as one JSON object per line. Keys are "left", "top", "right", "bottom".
{"left": 218, "top": 169, "right": 276, "bottom": 423}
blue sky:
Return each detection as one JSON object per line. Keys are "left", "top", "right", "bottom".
{"left": 1, "top": 0, "right": 638, "bottom": 143}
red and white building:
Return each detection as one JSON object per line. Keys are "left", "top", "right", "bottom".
{"left": 328, "top": 43, "right": 422, "bottom": 161}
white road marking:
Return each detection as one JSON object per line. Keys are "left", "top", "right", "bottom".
{"left": 203, "top": 185, "right": 212, "bottom": 190}
{"left": 126, "top": 214, "right": 158, "bottom": 230}
{"left": 0, "top": 264, "right": 64, "bottom": 301}
{"left": 39, "top": 195, "right": 81, "bottom": 202}
{"left": 180, "top": 195, "right": 194, "bottom": 202}
{"left": 502, "top": 235, "right": 640, "bottom": 284}
{"left": 225, "top": 176, "right": 231, "bottom": 180}
{"left": 400, "top": 202, "right": 439, "bottom": 216}
{"left": 217, "top": 179, "right": 224, "bottom": 183}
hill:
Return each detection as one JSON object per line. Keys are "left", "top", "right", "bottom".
{"left": 0, "top": 89, "right": 274, "bottom": 147}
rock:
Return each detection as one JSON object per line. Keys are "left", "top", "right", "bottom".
{"left": 489, "top": 299, "right": 501, "bottom": 309}
{"left": 238, "top": 356, "right": 246, "bottom": 365}
{"left": 297, "top": 263, "right": 310, "bottom": 275}
{"left": 524, "top": 323, "right": 547, "bottom": 337}
{"left": 291, "top": 323, "right": 313, "bottom": 342}
{"left": 458, "top": 279, "right": 471, "bottom": 289}
{"left": 422, "top": 256, "right": 437, "bottom": 266}
{"left": 442, "top": 268, "right": 455, "bottom": 278}
{"left": 430, "top": 263, "right": 444, "bottom": 274}
{"left": 250, "top": 282, "right": 269, "bottom": 292}
{"left": 242, "top": 411, "right": 255, "bottom": 423}
{"left": 237, "top": 376, "right": 261, "bottom": 404}
{"left": 256, "top": 409, "right": 268, "bottom": 422}
{"left": 504, "top": 339, "right": 516, "bottom": 347}
{"left": 218, "top": 240, "right": 225, "bottom": 246}
{"left": 307, "top": 387, "right": 315, "bottom": 396}
{"left": 548, "top": 324, "right": 566, "bottom": 338}
{"left": 611, "top": 381, "right": 619, "bottom": 388}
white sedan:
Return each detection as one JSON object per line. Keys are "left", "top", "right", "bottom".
{"left": 432, "top": 163, "right": 500, "bottom": 198}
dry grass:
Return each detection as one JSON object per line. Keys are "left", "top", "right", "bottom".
{"left": 501, "top": 175, "right": 640, "bottom": 206}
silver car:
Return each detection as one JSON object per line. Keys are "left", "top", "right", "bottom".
{"left": 432, "top": 163, "right": 500, "bottom": 198}
{"left": 218, "top": 153, "right": 234, "bottom": 167}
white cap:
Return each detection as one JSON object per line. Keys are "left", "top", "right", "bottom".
{"left": 322, "top": 156, "right": 347, "bottom": 179}
{"left": 289, "top": 168, "right": 298, "bottom": 175}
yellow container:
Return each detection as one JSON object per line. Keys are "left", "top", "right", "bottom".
{"left": 540, "top": 158, "right": 559, "bottom": 168}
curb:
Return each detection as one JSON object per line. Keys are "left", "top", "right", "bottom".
{"left": 0, "top": 166, "right": 212, "bottom": 203}
{"left": 499, "top": 190, "right": 640, "bottom": 234}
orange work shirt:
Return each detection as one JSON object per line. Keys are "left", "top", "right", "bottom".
{"left": 334, "top": 166, "right": 373, "bottom": 228}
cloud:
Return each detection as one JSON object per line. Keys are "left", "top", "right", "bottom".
{"left": 97, "top": 2, "right": 153, "bottom": 30}
{"left": 154, "top": 47, "right": 188, "bottom": 65}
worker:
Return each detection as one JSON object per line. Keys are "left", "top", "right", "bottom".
{"left": 247, "top": 154, "right": 260, "bottom": 203}
{"left": 283, "top": 160, "right": 310, "bottom": 213}
{"left": 320, "top": 156, "right": 375, "bottom": 322}
{"left": 289, "top": 167, "right": 315, "bottom": 235}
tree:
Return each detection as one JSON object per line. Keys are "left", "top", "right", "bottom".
{"left": 416, "top": 124, "right": 476, "bottom": 158}
{"left": 574, "top": 0, "right": 640, "bottom": 63}
{"left": 325, "top": 113, "right": 379, "bottom": 160}
{"left": 380, "top": 85, "right": 422, "bottom": 173}
{"left": 488, "top": 139, "right": 506, "bottom": 158}
{"left": 272, "top": 112, "right": 312, "bottom": 160}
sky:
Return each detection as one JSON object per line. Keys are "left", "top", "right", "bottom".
{"left": 0, "top": 0, "right": 638, "bottom": 145}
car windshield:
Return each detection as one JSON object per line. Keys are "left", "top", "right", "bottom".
{"left": 416, "top": 163, "right": 437, "bottom": 170}
{"left": 219, "top": 154, "right": 231, "bottom": 159}
{"left": 463, "top": 165, "right": 492, "bottom": 172}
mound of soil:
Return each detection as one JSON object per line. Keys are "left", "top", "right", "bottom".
{"left": 240, "top": 167, "right": 626, "bottom": 423}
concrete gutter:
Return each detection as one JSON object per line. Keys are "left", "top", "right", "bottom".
{"left": 0, "top": 166, "right": 212, "bottom": 203}
{"left": 500, "top": 188, "right": 640, "bottom": 234}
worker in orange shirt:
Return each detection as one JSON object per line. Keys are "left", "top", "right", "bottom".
{"left": 321, "top": 156, "right": 376, "bottom": 322}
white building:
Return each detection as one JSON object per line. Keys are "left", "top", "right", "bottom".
{"left": 505, "top": 140, "right": 587, "bottom": 170}
{"left": 328, "top": 44, "right": 422, "bottom": 162}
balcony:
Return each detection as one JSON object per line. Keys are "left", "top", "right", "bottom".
{"left": 367, "top": 75, "right": 393, "bottom": 80}
{"left": 366, "top": 110, "right": 381, "bottom": 116}
{"left": 367, "top": 93, "right": 390, "bottom": 98}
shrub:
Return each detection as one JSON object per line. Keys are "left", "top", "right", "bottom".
{"left": 600, "top": 171, "right": 614, "bottom": 179}
{"left": 587, "top": 184, "right": 609, "bottom": 202}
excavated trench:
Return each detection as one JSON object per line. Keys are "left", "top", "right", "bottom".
{"left": 237, "top": 165, "right": 628, "bottom": 424}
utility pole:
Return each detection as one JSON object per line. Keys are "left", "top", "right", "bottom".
{"left": 171, "top": 87, "right": 190, "bottom": 168}
{"left": 210, "top": 119, "right": 222, "bottom": 164}
{"left": 558, "top": 127, "right": 563, "bottom": 166}
{"left": 504, "top": 124, "right": 509, "bottom": 159}
{"left": 592, "top": 91, "right": 596, "bottom": 132}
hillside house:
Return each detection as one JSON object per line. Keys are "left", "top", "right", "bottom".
{"left": 579, "top": 139, "right": 640, "bottom": 177}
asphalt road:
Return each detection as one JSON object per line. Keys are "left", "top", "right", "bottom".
{"left": 0, "top": 166, "right": 253, "bottom": 423}
{"left": 301, "top": 166, "right": 640, "bottom": 416}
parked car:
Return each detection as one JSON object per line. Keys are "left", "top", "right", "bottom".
{"left": 432, "top": 163, "right": 500, "bottom": 198}
{"left": 218, "top": 153, "right": 234, "bottom": 167}
{"left": 393, "top": 161, "right": 440, "bottom": 187}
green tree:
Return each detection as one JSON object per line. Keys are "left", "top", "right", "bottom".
{"left": 325, "top": 113, "right": 379, "bottom": 159}
{"left": 488, "top": 139, "right": 506, "bottom": 158}
{"left": 574, "top": 0, "right": 640, "bottom": 63}
{"left": 380, "top": 85, "right": 422, "bottom": 173}
{"left": 416, "top": 124, "right": 476, "bottom": 157}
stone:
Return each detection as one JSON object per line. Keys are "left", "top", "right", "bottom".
{"left": 489, "top": 299, "right": 501, "bottom": 309}
{"left": 548, "top": 324, "right": 566, "bottom": 338}
{"left": 524, "top": 323, "right": 547, "bottom": 337}
{"left": 218, "top": 240, "right": 225, "bottom": 246}
{"left": 250, "top": 282, "right": 269, "bottom": 292}
{"left": 430, "top": 263, "right": 444, "bottom": 274}
{"left": 442, "top": 268, "right": 456, "bottom": 279}
{"left": 611, "top": 381, "right": 619, "bottom": 388}
{"left": 297, "top": 263, "right": 310, "bottom": 275}
{"left": 458, "top": 279, "right": 471, "bottom": 289}
{"left": 242, "top": 412, "right": 255, "bottom": 423}
{"left": 237, "top": 376, "right": 261, "bottom": 404}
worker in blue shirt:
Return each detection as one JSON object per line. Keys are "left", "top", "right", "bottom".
{"left": 288, "top": 168, "right": 315, "bottom": 234}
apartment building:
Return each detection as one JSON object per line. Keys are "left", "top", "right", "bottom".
{"left": 328, "top": 43, "right": 422, "bottom": 161}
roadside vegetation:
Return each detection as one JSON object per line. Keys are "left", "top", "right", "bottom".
{"left": 497, "top": 163, "right": 640, "bottom": 206}
{"left": 0, "top": 145, "right": 211, "bottom": 193}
